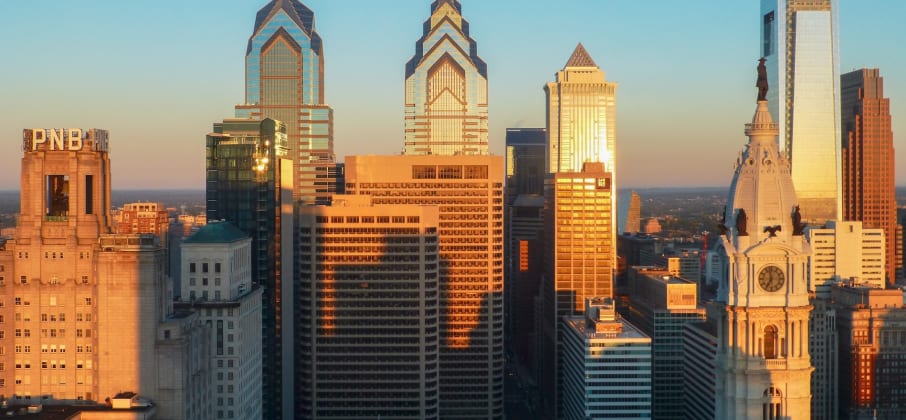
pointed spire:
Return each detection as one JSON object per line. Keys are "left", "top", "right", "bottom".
{"left": 565, "top": 43, "right": 598, "bottom": 68}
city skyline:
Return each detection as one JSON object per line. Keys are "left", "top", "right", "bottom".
{"left": 1, "top": 0, "right": 904, "bottom": 190}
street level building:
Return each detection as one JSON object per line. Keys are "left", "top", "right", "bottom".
{"left": 682, "top": 321, "right": 717, "bottom": 420}
{"left": 295, "top": 195, "right": 440, "bottom": 419}
{"left": 344, "top": 155, "right": 504, "bottom": 419}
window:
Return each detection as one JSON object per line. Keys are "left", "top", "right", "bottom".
{"left": 84, "top": 298, "right": 92, "bottom": 306}
{"left": 190, "top": 263, "right": 196, "bottom": 273}
{"left": 763, "top": 387, "right": 782, "bottom": 420}
{"left": 203, "top": 263, "right": 209, "bottom": 273}
{"left": 85, "top": 175, "right": 93, "bottom": 214}
{"left": 215, "top": 263, "right": 221, "bottom": 273}
{"left": 764, "top": 325, "right": 778, "bottom": 359}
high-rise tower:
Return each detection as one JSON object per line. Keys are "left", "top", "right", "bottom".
{"left": 841, "top": 68, "right": 898, "bottom": 286}
{"left": 713, "top": 67, "right": 814, "bottom": 419}
{"left": 760, "top": 0, "right": 841, "bottom": 224}
{"left": 404, "top": 0, "right": 488, "bottom": 156}
{"left": 237, "top": 0, "right": 335, "bottom": 203}
{"left": 545, "top": 43, "right": 617, "bottom": 176}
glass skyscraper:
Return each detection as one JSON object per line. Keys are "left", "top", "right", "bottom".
{"left": 206, "top": 117, "right": 295, "bottom": 419}
{"left": 760, "top": 0, "right": 841, "bottom": 223}
{"left": 237, "top": 0, "right": 336, "bottom": 204}
{"left": 404, "top": 0, "right": 489, "bottom": 156}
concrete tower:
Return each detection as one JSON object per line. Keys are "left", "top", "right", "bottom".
{"left": 713, "top": 78, "right": 814, "bottom": 419}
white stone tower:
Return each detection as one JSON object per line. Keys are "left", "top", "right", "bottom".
{"left": 713, "top": 66, "right": 814, "bottom": 419}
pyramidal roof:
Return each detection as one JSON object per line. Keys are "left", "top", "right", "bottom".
{"left": 565, "top": 43, "right": 597, "bottom": 68}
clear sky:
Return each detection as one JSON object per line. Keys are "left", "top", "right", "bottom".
{"left": 0, "top": 0, "right": 903, "bottom": 190}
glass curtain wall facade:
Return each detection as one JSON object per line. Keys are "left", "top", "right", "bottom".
{"left": 760, "top": 0, "right": 841, "bottom": 223}
{"left": 841, "top": 68, "right": 898, "bottom": 286}
{"left": 404, "top": 0, "right": 488, "bottom": 156}
{"left": 205, "top": 117, "right": 294, "bottom": 419}
{"left": 237, "top": 0, "right": 335, "bottom": 203}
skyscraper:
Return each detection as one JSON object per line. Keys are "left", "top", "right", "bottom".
{"left": 404, "top": 0, "right": 488, "bottom": 156}
{"left": 540, "top": 162, "right": 615, "bottom": 417}
{"left": 505, "top": 128, "right": 546, "bottom": 197}
{"left": 344, "top": 155, "right": 504, "bottom": 419}
{"left": 295, "top": 195, "right": 440, "bottom": 419}
{"left": 205, "top": 117, "right": 294, "bottom": 419}
{"left": 760, "top": 0, "right": 841, "bottom": 223}
{"left": 841, "top": 68, "right": 899, "bottom": 286}
{"left": 713, "top": 79, "right": 813, "bottom": 419}
{"left": 237, "top": 0, "right": 336, "bottom": 203}
{"left": 546, "top": 43, "right": 617, "bottom": 177}
{"left": 0, "top": 129, "right": 175, "bottom": 407}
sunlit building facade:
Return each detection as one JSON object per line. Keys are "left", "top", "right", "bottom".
{"left": 344, "top": 155, "right": 504, "bottom": 419}
{"left": 404, "top": 0, "right": 488, "bottom": 156}
{"left": 807, "top": 220, "right": 885, "bottom": 296}
{"left": 0, "top": 129, "right": 176, "bottom": 408}
{"left": 540, "top": 162, "right": 615, "bottom": 418}
{"left": 205, "top": 117, "right": 295, "bottom": 418}
{"left": 562, "top": 298, "right": 652, "bottom": 420}
{"left": 237, "top": 0, "right": 335, "bottom": 203}
{"left": 295, "top": 195, "right": 440, "bottom": 419}
{"left": 841, "top": 68, "right": 899, "bottom": 286}
{"left": 760, "top": 0, "right": 841, "bottom": 223}
{"left": 546, "top": 43, "right": 617, "bottom": 177}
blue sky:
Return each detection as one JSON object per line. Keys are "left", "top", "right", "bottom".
{"left": 0, "top": 0, "right": 903, "bottom": 189}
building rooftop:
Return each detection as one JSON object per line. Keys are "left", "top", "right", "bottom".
{"left": 183, "top": 221, "right": 248, "bottom": 244}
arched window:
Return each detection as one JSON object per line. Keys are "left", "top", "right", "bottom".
{"left": 764, "top": 325, "right": 778, "bottom": 359}
{"left": 763, "top": 387, "right": 782, "bottom": 420}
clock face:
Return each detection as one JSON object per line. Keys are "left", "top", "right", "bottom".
{"left": 758, "top": 265, "right": 785, "bottom": 292}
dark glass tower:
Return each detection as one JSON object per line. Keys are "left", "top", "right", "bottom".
{"left": 206, "top": 117, "right": 295, "bottom": 419}
{"left": 237, "top": 0, "right": 336, "bottom": 204}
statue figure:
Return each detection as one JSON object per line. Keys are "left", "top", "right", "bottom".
{"left": 718, "top": 206, "right": 728, "bottom": 236}
{"left": 792, "top": 205, "right": 804, "bottom": 235}
{"left": 736, "top": 208, "right": 748, "bottom": 236}
{"left": 756, "top": 57, "right": 769, "bottom": 101}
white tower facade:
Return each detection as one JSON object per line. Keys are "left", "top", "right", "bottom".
{"left": 713, "top": 94, "right": 814, "bottom": 419}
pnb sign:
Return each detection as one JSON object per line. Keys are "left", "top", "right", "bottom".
{"left": 25, "top": 128, "right": 83, "bottom": 151}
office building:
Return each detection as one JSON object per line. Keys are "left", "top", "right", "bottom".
{"left": 713, "top": 88, "right": 813, "bottom": 419}
{"left": 176, "top": 222, "right": 263, "bottom": 420}
{"left": 546, "top": 43, "right": 617, "bottom": 177}
{"left": 540, "top": 162, "right": 614, "bottom": 417}
{"left": 832, "top": 285, "right": 906, "bottom": 419}
{"left": 344, "top": 155, "right": 504, "bottom": 419}
{"left": 205, "top": 117, "right": 294, "bottom": 418}
{"left": 561, "top": 298, "right": 651, "bottom": 420}
{"left": 0, "top": 129, "right": 195, "bottom": 411}
{"left": 623, "top": 191, "right": 641, "bottom": 235}
{"left": 807, "top": 220, "right": 885, "bottom": 296}
{"left": 760, "top": 0, "right": 841, "bottom": 223}
{"left": 809, "top": 298, "right": 839, "bottom": 420}
{"left": 682, "top": 321, "right": 717, "bottom": 420}
{"left": 622, "top": 269, "right": 705, "bottom": 420}
{"left": 841, "top": 68, "right": 899, "bottom": 286}
{"left": 236, "top": 0, "right": 335, "bottom": 203}
{"left": 154, "top": 310, "right": 212, "bottom": 420}
{"left": 404, "top": 0, "right": 488, "bottom": 156}
{"left": 505, "top": 128, "right": 546, "bottom": 197}
{"left": 504, "top": 127, "right": 546, "bottom": 368}
{"left": 295, "top": 195, "right": 440, "bottom": 419}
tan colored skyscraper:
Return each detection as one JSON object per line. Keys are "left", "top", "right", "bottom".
{"left": 841, "top": 68, "right": 899, "bottom": 286}
{"left": 546, "top": 43, "right": 617, "bottom": 176}
{"left": 404, "top": 0, "right": 488, "bottom": 156}
{"left": 539, "top": 162, "right": 615, "bottom": 417}
{"left": 0, "top": 129, "right": 171, "bottom": 406}
{"left": 344, "top": 155, "right": 504, "bottom": 419}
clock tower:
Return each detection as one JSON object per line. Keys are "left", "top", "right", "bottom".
{"left": 713, "top": 60, "right": 814, "bottom": 420}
